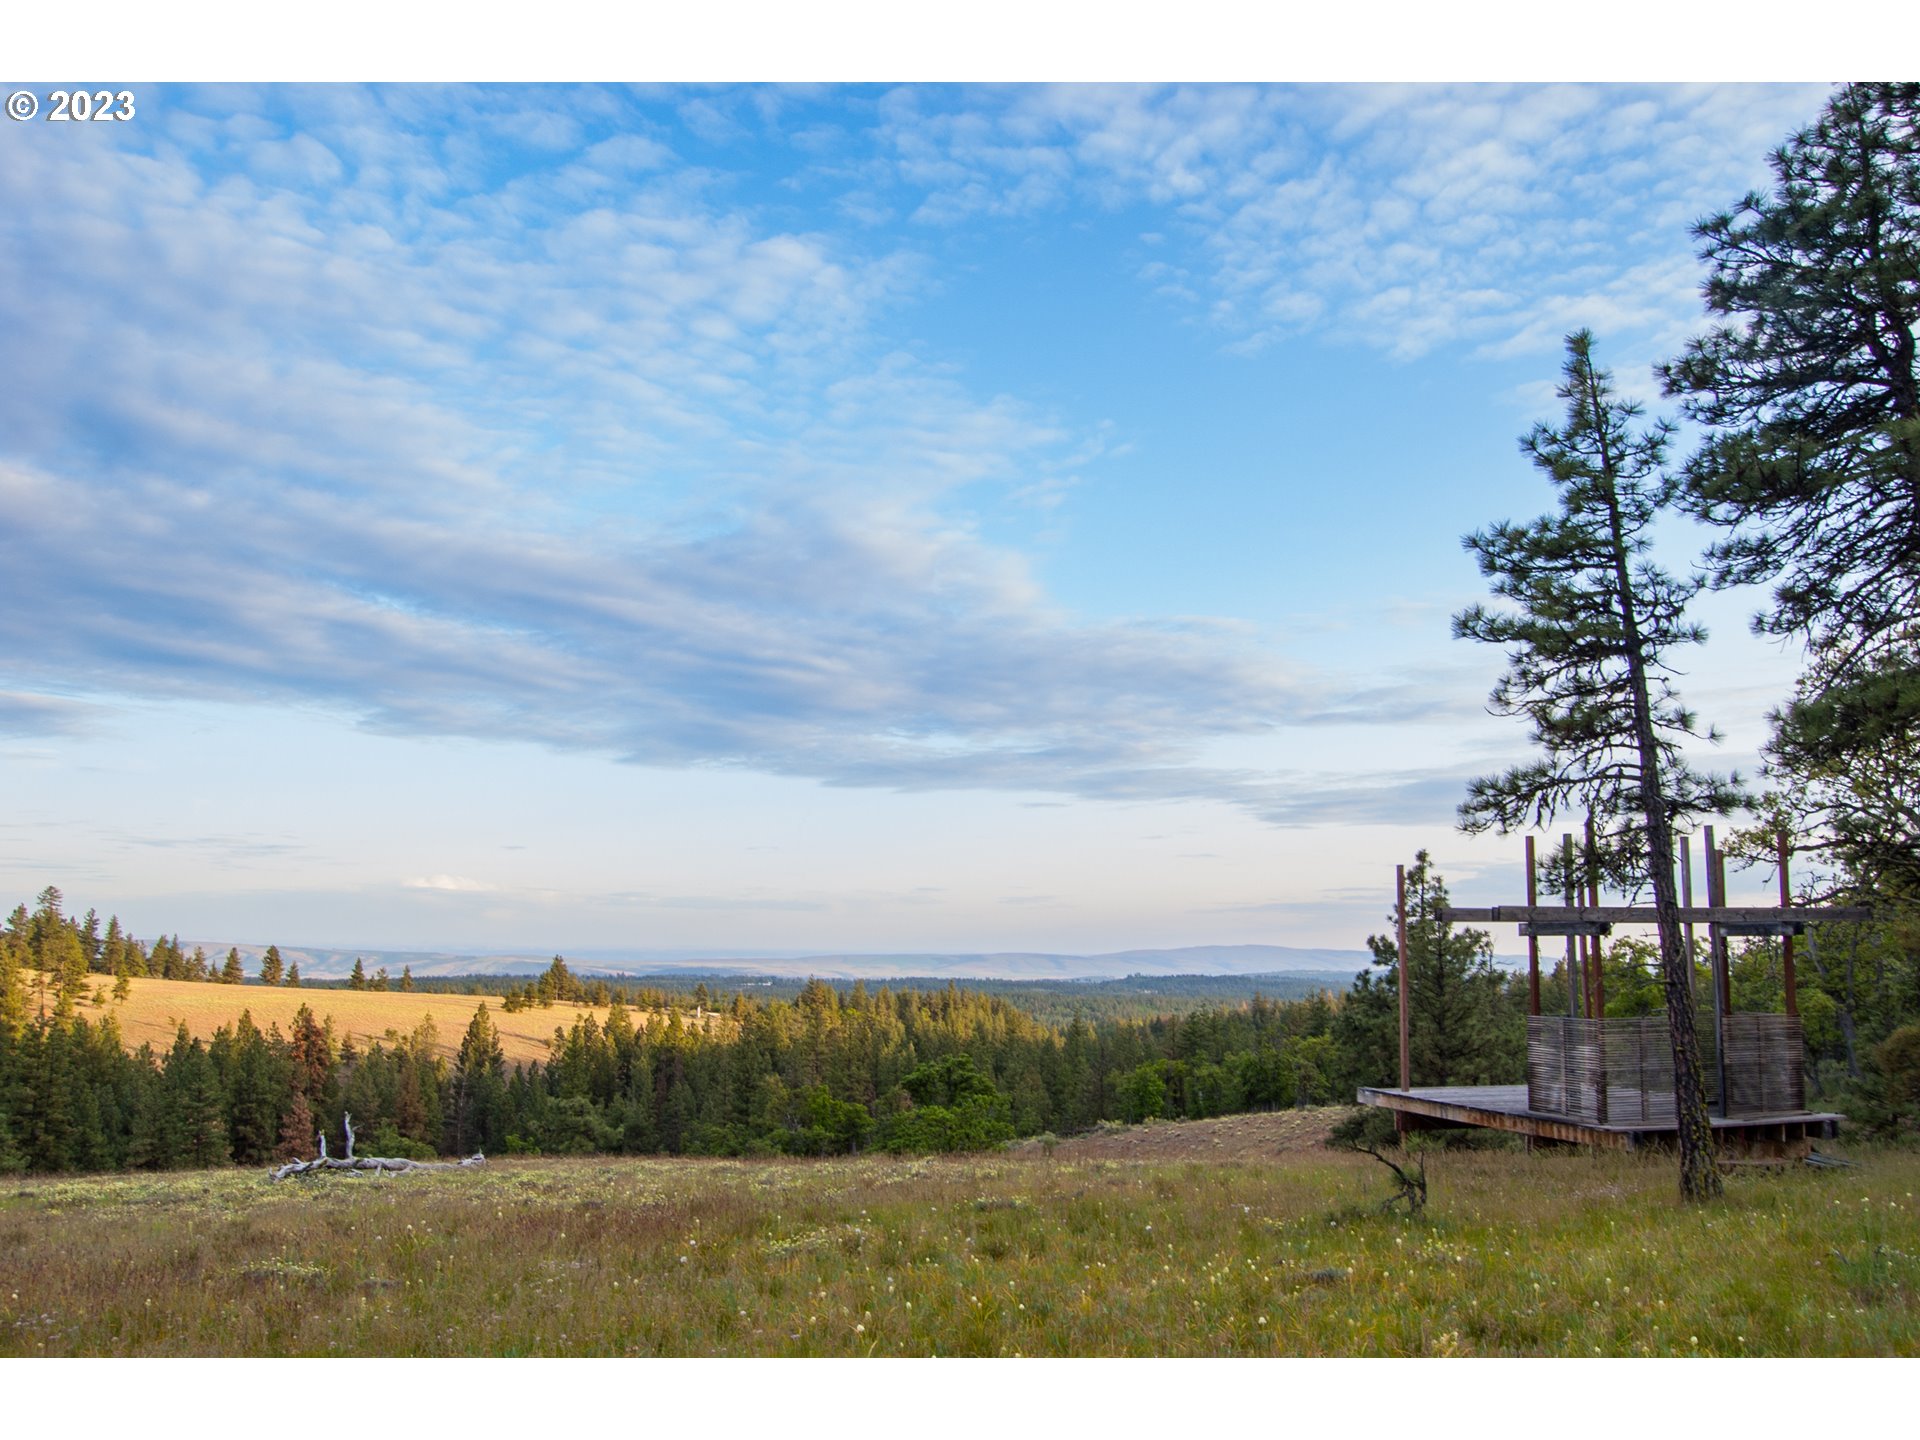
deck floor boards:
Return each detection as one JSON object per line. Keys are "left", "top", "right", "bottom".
{"left": 1357, "top": 1084, "right": 1842, "bottom": 1147}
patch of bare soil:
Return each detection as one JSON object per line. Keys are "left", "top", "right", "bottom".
{"left": 1014, "top": 1107, "right": 1360, "bottom": 1162}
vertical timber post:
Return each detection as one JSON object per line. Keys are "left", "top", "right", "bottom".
{"left": 1585, "top": 813, "right": 1606, "bottom": 1122}
{"left": 1395, "top": 864, "right": 1410, "bottom": 1137}
{"left": 1396, "top": 864, "right": 1410, "bottom": 1089}
{"left": 1680, "top": 836, "right": 1696, "bottom": 970}
{"left": 1563, "top": 834, "right": 1579, "bottom": 1019}
{"left": 1714, "top": 848, "right": 1734, "bottom": 1017}
{"left": 1585, "top": 813, "right": 1604, "bottom": 1022}
{"left": 1778, "top": 831, "right": 1798, "bottom": 1018}
{"left": 1525, "top": 834, "right": 1541, "bottom": 1017}
{"left": 1705, "top": 825, "right": 1728, "bottom": 1118}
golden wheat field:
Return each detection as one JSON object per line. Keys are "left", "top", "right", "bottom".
{"left": 62, "top": 973, "right": 688, "bottom": 1066}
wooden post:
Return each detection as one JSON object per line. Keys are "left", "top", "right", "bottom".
{"left": 1396, "top": 864, "right": 1411, "bottom": 1093}
{"left": 1714, "top": 848, "right": 1734, "bottom": 1017}
{"left": 1525, "top": 834, "right": 1541, "bottom": 1017}
{"left": 1584, "top": 815, "right": 1607, "bottom": 1121}
{"left": 1679, "top": 835, "right": 1696, "bottom": 970}
{"left": 1778, "top": 831, "right": 1798, "bottom": 1018}
{"left": 1585, "top": 814, "right": 1604, "bottom": 1021}
{"left": 1705, "top": 824, "right": 1728, "bottom": 1117}
{"left": 1563, "top": 834, "right": 1579, "bottom": 1018}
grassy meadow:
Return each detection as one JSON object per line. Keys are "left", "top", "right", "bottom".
{"left": 58, "top": 973, "right": 688, "bottom": 1066}
{"left": 2, "top": 1116, "right": 1915, "bottom": 1357}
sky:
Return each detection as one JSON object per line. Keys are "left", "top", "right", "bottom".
{"left": 0, "top": 42, "right": 1854, "bottom": 958}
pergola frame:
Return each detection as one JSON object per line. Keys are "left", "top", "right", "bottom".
{"left": 1379, "top": 829, "right": 1871, "bottom": 1135}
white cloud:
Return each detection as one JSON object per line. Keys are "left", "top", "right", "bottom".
{"left": 2, "top": 83, "right": 1799, "bottom": 838}
{"left": 853, "top": 82, "right": 1833, "bottom": 366}
{"left": 0, "top": 86, "right": 1393, "bottom": 827}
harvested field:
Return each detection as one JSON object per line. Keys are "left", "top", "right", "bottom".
{"left": 58, "top": 973, "right": 705, "bottom": 1067}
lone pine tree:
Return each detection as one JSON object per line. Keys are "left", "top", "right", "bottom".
{"left": 1337, "top": 851, "right": 1515, "bottom": 1089}
{"left": 1456, "top": 331, "right": 1744, "bottom": 1202}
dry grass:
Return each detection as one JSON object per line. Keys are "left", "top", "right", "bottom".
{"left": 3, "top": 1135, "right": 1915, "bottom": 1356}
{"left": 1010, "top": 1109, "right": 1341, "bottom": 1161}
{"left": 67, "top": 974, "right": 684, "bottom": 1066}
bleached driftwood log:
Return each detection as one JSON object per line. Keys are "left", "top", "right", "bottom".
{"left": 269, "top": 1112, "right": 485, "bottom": 1183}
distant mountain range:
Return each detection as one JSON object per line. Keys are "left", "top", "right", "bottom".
{"left": 183, "top": 941, "right": 1415, "bottom": 983}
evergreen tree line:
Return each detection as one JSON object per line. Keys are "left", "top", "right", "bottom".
{"left": 0, "top": 859, "right": 1505, "bottom": 1172}
{"left": 3, "top": 852, "right": 1916, "bottom": 1175}
{"left": 0, "top": 884, "right": 318, "bottom": 1008}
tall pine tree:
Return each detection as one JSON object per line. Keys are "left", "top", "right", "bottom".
{"left": 1456, "top": 331, "right": 1744, "bottom": 1201}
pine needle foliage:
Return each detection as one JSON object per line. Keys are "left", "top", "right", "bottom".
{"left": 1660, "top": 82, "right": 1920, "bottom": 678}
{"left": 1455, "top": 331, "right": 1741, "bottom": 1201}
{"left": 1455, "top": 331, "right": 1745, "bottom": 873}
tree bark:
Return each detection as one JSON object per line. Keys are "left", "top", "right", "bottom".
{"left": 1588, "top": 358, "right": 1723, "bottom": 1201}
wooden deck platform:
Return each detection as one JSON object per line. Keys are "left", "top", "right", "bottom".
{"left": 1356, "top": 1084, "right": 1842, "bottom": 1156}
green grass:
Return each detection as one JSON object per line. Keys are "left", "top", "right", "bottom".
{"left": 2, "top": 1143, "right": 1915, "bottom": 1356}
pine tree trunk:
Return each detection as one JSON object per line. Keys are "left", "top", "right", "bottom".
{"left": 1588, "top": 356, "right": 1723, "bottom": 1202}
{"left": 1645, "top": 806, "right": 1721, "bottom": 1200}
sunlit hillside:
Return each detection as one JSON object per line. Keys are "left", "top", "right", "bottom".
{"left": 41, "top": 973, "right": 707, "bottom": 1067}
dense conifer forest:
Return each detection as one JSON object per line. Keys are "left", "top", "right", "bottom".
{"left": 5, "top": 857, "right": 1916, "bottom": 1174}
{"left": 393, "top": 969, "right": 1355, "bottom": 1026}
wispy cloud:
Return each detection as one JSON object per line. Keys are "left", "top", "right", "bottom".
{"left": 848, "top": 82, "right": 1830, "bottom": 369}
{"left": 3, "top": 83, "right": 1778, "bottom": 838}
{"left": 0, "top": 85, "right": 1404, "bottom": 826}
{"left": 0, "top": 691, "right": 100, "bottom": 739}
{"left": 403, "top": 875, "right": 496, "bottom": 892}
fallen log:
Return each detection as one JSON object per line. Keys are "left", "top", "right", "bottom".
{"left": 268, "top": 1112, "right": 485, "bottom": 1182}
{"left": 268, "top": 1152, "right": 486, "bottom": 1181}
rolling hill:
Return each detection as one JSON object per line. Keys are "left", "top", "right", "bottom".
{"left": 61, "top": 974, "right": 696, "bottom": 1067}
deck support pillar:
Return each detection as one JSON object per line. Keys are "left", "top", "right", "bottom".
{"left": 1778, "top": 833, "right": 1798, "bottom": 1018}
{"left": 1395, "top": 863, "right": 1410, "bottom": 1122}
{"left": 1525, "top": 835, "right": 1540, "bottom": 1017}
{"left": 1705, "top": 825, "right": 1729, "bottom": 1119}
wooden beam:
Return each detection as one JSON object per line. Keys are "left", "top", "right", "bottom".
{"left": 1355, "top": 1088, "right": 1636, "bottom": 1150}
{"left": 1355, "top": 1085, "right": 1843, "bottom": 1144}
{"left": 1438, "top": 905, "right": 1871, "bottom": 924}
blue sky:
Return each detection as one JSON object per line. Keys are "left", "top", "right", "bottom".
{"left": 0, "top": 74, "right": 1845, "bottom": 955}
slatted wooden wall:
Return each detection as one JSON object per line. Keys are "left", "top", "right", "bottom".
{"left": 1721, "top": 1014, "right": 1806, "bottom": 1116}
{"left": 1526, "top": 1013, "right": 1804, "bottom": 1123}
